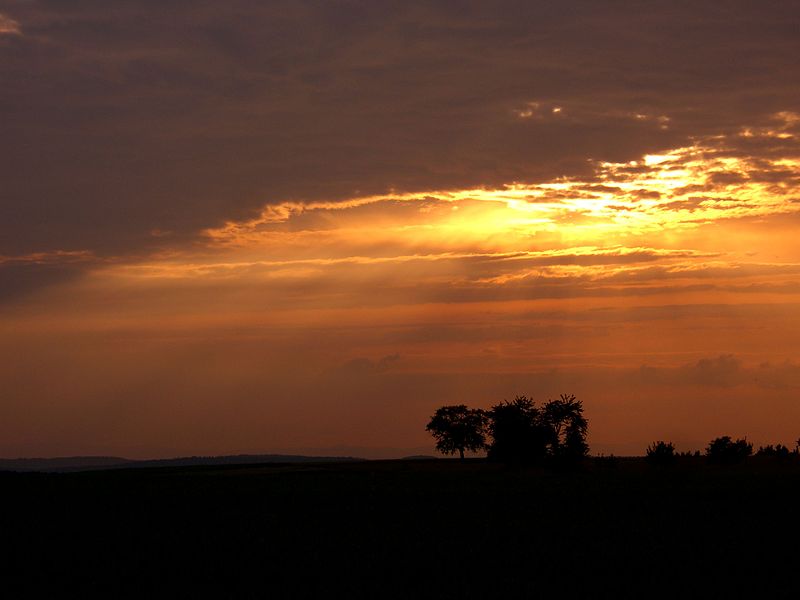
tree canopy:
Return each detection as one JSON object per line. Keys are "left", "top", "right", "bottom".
{"left": 541, "top": 394, "right": 589, "bottom": 461}
{"left": 425, "top": 405, "right": 488, "bottom": 460}
{"left": 427, "top": 394, "right": 589, "bottom": 466}
{"left": 486, "top": 396, "right": 550, "bottom": 464}
{"left": 706, "top": 436, "right": 753, "bottom": 464}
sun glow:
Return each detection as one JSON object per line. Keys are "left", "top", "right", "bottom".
{"left": 52, "top": 112, "right": 793, "bottom": 330}
{"left": 201, "top": 121, "right": 799, "bottom": 264}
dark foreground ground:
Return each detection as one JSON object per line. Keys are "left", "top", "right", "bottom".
{"left": 2, "top": 457, "right": 799, "bottom": 598}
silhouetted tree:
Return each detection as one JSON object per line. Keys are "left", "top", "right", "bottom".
{"left": 706, "top": 436, "right": 752, "bottom": 465}
{"left": 486, "top": 396, "right": 550, "bottom": 464}
{"left": 756, "top": 444, "right": 774, "bottom": 456}
{"left": 426, "top": 405, "right": 488, "bottom": 459}
{"left": 486, "top": 394, "right": 588, "bottom": 465}
{"left": 645, "top": 441, "right": 676, "bottom": 466}
{"left": 542, "top": 394, "right": 589, "bottom": 460}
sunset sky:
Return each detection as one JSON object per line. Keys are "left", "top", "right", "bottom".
{"left": 2, "top": 1, "right": 800, "bottom": 458}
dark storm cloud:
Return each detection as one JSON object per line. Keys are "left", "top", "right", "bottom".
{"left": 2, "top": 0, "right": 800, "bottom": 295}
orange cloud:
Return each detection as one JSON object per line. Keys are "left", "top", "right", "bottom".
{"left": 0, "top": 13, "right": 21, "bottom": 36}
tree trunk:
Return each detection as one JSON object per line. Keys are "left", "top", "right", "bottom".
{"left": 459, "top": 448, "right": 464, "bottom": 460}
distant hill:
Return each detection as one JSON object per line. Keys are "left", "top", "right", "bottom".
{"left": 400, "top": 455, "right": 439, "bottom": 460}
{"left": 0, "top": 456, "right": 134, "bottom": 472}
{"left": 0, "top": 454, "right": 365, "bottom": 473}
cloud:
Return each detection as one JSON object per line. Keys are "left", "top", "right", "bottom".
{"left": 0, "top": 13, "right": 20, "bottom": 35}
{"left": 0, "top": 262, "right": 86, "bottom": 302}
{"left": 679, "top": 354, "right": 743, "bottom": 388}
{"left": 199, "top": 122, "right": 800, "bottom": 260}
{"left": 0, "top": 250, "right": 98, "bottom": 301}
{"left": 2, "top": 1, "right": 800, "bottom": 271}
{"left": 339, "top": 354, "right": 401, "bottom": 376}
{"left": 0, "top": 250, "right": 95, "bottom": 266}
{"left": 632, "top": 354, "right": 800, "bottom": 390}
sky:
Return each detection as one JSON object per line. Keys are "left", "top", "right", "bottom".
{"left": 2, "top": 0, "right": 800, "bottom": 458}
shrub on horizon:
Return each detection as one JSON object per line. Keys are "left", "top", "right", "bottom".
{"left": 706, "top": 436, "right": 753, "bottom": 465}
{"left": 645, "top": 441, "right": 676, "bottom": 466}
{"left": 755, "top": 444, "right": 792, "bottom": 459}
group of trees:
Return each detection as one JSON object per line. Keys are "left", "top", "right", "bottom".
{"left": 646, "top": 436, "right": 800, "bottom": 466}
{"left": 426, "top": 394, "right": 588, "bottom": 465}
{"left": 428, "top": 394, "right": 796, "bottom": 470}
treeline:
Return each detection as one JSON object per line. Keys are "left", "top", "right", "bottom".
{"left": 426, "top": 394, "right": 587, "bottom": 466}
{"left": 427, "top": 394, "right": 799, "bottom": 469}
{"left": 645, "top": 437, "right": 800, "bottom": 466}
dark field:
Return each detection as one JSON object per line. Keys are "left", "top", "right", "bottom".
{"left": 3, "top": 458, "right": 800, "bottom": 598}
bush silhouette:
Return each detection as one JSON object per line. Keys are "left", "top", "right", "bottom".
{"left": 706, "top": 436, "right": 752, "bottom": 465}
{"left": 645, "top": 441, "right": 676, "bottom": 466}
{"left": 755, "top": 444, "right": 791, "bottom": 459}
{"left": 426, "top": 405, "right": 488, "bottom": 459}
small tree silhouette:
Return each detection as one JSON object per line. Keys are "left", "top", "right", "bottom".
{"left": 706, "top": 436, "right": 752, "bottom": 465}
{"left": 645, "top": 441, "right": 676, "bottom": 466}
{"left": 426, "top": 405, "right": 488, "bottom": 459}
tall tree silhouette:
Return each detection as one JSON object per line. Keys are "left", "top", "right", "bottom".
{"left": 542, "top": 394, "right": 589, "bottom": 460}
{"left": 426, "top": 405, "right": 488, "bottom": 459}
